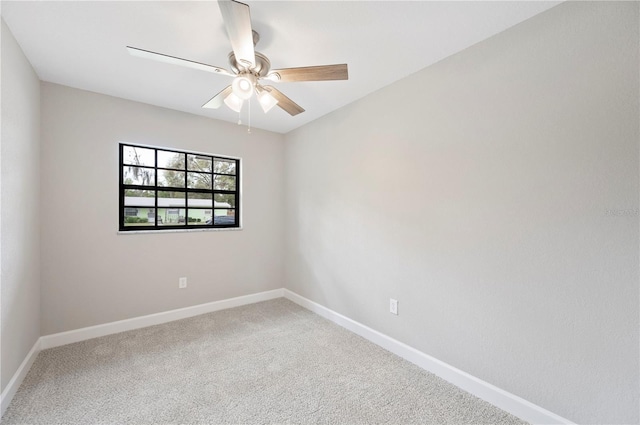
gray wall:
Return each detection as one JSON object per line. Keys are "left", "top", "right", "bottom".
{"left": 283, "top": 2, "right": 639, "bottom": 424}
{"left": 1, "top": 19, "right": 41, "bottom": 392}
{"left": 40, "top": 83, "right": 285, "bottom": 335}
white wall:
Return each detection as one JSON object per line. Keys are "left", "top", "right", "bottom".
{"left": 0, "top": 19, "right": 41, "bottom": 392}
{"left": 40, "top": 83, "right": 285, "bottom": 335}
{"left": 284, "top": 2, "right": 639, "bottom": 424}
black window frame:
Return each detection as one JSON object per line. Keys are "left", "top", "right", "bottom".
{"left": 119, "top": 143, "right": 240, "bottom": 231}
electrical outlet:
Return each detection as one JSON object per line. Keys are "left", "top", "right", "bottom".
{"left": 179, "top": 277, "right": 187, "bottom": 289}
{"left": 390, "top": 298, "right": 398, "bottom": 315}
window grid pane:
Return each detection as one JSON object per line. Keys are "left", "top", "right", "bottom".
{"left": 120, "top": 144, "right": 239, "bottom": 231}
{"left": 157, "top": 151, "right": 185, "bottom": 170}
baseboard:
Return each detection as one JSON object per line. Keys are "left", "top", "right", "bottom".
{"left": 40, "top": 288, "right": 284, "bottom": 350}
{"left": 1, "top": 338, "right": 41, "bottom": 417}
{"left": 5, "top": 288, "right": 573, "bottom": 424}
{"left": 283, "top": 289, "right": 574, "bottom": 425}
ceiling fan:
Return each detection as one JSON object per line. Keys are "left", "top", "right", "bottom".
{"left": 127, "top": 0, "right": 348, "bottom": 117}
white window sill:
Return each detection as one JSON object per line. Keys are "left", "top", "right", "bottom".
{"left": 117, "top": 227, "right": 243, "bottom": 235}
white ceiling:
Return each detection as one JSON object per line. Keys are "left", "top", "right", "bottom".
{"left": 2, "top": 1, "right": 560, "bottom": 134}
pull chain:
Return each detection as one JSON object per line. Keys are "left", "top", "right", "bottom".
{"left": 247, "top": 98, "right": 252, "bottom": 134}
{"left": 234, "top": 99, "right": 251, "bottom": 134}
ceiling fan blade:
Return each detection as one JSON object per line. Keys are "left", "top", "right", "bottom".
{"left": 262, "top": 86, "right": 305, "bottom": 116}
{"left": 202, "top": 86, "right": 233, "bottom": 109}
{"left": 266, "top": 64, "right": 348, "bottom": 83}
{"left": 127, "top": 46, "right": 234, "bottom": 77}
{"left": 218, "top": 0, "right": 255, "bottom": 69}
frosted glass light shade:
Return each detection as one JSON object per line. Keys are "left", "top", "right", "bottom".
{"left": 232, "top": 74, "right": 256, "bottom": 100}
{"left": 257, "top": 89, "right": 278, "bottom": 113}
{"left": 223, "top": 92, "right": 244, "bottom": 112}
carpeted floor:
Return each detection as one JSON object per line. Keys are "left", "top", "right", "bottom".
{"left": 2, "top": 298, "right": 526, "bottom": 424}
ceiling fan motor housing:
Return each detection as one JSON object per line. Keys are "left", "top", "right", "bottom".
{"left": 228, "top": 51, "right": 271, "bottom": 77}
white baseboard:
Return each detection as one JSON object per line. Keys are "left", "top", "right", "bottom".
{"left": 1, "top": 338, "right": 41, "bottom": 417}
{"left": 40, "top": 288, "right": 284, "bottom": 349}
{"left": 283, "top": 289, "right": 574, "bottom": 425}
{"left": 4, "top": 288, "right": 572, "bottom": 425}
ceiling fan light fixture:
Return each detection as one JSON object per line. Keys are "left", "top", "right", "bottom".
{"left": 231, "top": 73, "right": 256, "bottom": 100}
{"left": 257, "top": 88, "right": 278, "bottom": 113}
{"left": 128, "top": 0, "right": 349, "bottom": 120}
{"left": 223, "top": 91, "right": 244, "bottom": 112}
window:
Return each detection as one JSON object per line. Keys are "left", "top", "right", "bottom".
{"left": 119, "top": 144, "right": 240, "bottom": 231}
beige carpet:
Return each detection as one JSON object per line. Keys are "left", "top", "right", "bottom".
{"left": 2, "top": 298, "right": 525, "bottom": 424}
